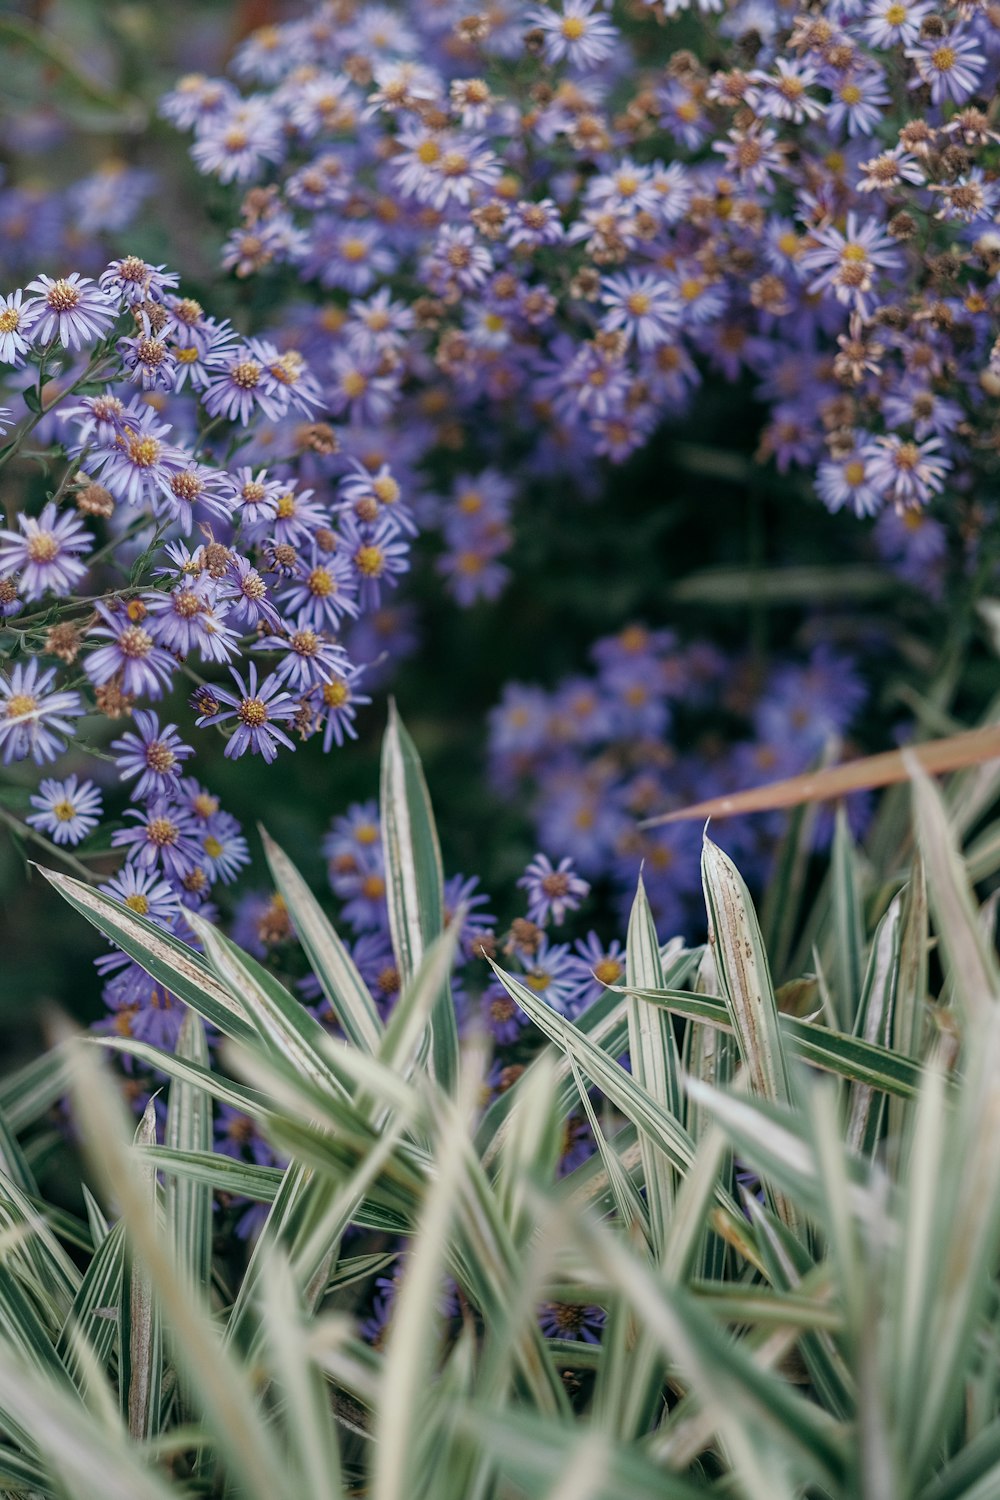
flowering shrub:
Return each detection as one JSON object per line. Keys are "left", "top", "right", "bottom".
{"left": 164, "top": 0, "right": 1000, "bottom": 533}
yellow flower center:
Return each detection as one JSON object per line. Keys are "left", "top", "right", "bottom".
{"left": 308, "top": 566, "right": 334, "bottom": 597}
{"left": 560, "top": 15, "right": 586, "bottom": 39}
{"left": 46, "top": 279, "right": 80, "bottom": 312}
{"left": 26, "top": 531, "right": 59, "bottom": 562}
{"left": 125, "top": 893, "right": 150, "bottom": 914}
{"left": 203, "top": 835, "right": 223, "bottom": 859}
{"left": 341, "top": 371, "right": 368, "bottom": 399}
{"left": 323, "top": 678, "right": 349, "bottom": 707}
{"left": 844, "top": 460, "right": 866, "bottom": 486}
{"left": 119, "top": 625, "right": 153, "bottom": 658}
{"left": 146, "top": 817, "right": 179, "bottom": 847}
{"left": 416, "top": 139, "right": 441, "bottom": 165}
{"left": 354, "top": 545, "right": 383, "bottom": 577}
{"left": 53, "top": 799, "right": 76, "bottom": 822}
{"left": 231, "top": 360, "right": 261, "bottom": 390}
{"left": 885, "top": 2, "right": 907, "bottom": 21}
{"left": 275, "top": 494, "right": 296, "bottom": 519}
{"left": 931, "top": 45, "right": 956, "bottom": 72}
{"left": 841, "top": 243, "right": 868, "bottom": 264}
{"left": 5, "top": 693, "right": 38, "bottom": 719}
{"left": 0, "top": 308, "right": 20, "bottom": 333}
{"left": 238, "top": 698, "right": 269, "bottom": 728}
{"left": 373, "top": 474, "right": 400, "bottom": 504}
{"left": 126, "top": 434, "right": 161, "bottom": 467}
{"left": 594, "top": 958, "right": 623, "bottom": 986}
{"left": 341, "top": 236, "right": 369, "bottom": 263}
{"left": 626, "top": 291, "right": 651, "bottom": 316}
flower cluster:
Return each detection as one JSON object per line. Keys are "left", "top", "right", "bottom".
{"left": 489, "top": 623, "right": 871, "bottom": 925}
{"left": 0, "top": 255, "right": 428, "bottom": 788}
{"left": 164, "top": 0, "right": 1000, "bottom": 573}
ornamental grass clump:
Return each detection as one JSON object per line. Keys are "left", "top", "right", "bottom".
{"left": 0, "top": 709, "right": 998, "bottom": 1498}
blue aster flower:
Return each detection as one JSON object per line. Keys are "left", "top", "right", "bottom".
{"left": 27, "top": 774, "right": 102, "bottom": 845}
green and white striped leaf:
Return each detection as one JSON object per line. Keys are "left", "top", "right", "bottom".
{"left": 261, "top": 828, "right": 383, "bottom": 1055}
{"left": 379, "top": 702, "right": 457, "bottom": 1091}
{"left": 624, "top": 873, "right": 680, "bottom": 1249}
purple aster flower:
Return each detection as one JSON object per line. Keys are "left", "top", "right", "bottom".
{"left": 816, "top": 442, "right": 883, "bottom": 518}
{"left": 99, "top": 255, "right": 180, "bottom": 306}
{"left": 258, "top": 622, "right": 350, "bottom": 692}
{"left": 156, "top": 461, "right": 236, "bottom": 533}
{"left": 21, "top": 273, "right": 117, "bottom": 350}
{"left": 327, "top": 348, "right": 399, "bottom": 425}
{"left": 144, "top": 579, "right": 240, "bottom": 664}
{"left": 215, "top": 1105, "right": 276, "bottom": 1166}
{"left": 863, "top": 434, "right": 951, "bottom": 509}
{"left": 516, "top": 937, "right": 577, "bottom": 1014}
{"left": 118, "top": 312, "right": 178, "bottom": 391}
{"left": 189, "top": 100, "right": 285, "bottom": 184}
{"left": 266, "top": 480, "right": 328, "bottom": 547}
{"left": 92, "top": 405, "right": 185, "bottom": 509}
{"left": 537, "top": 1301, "right": 605, "bottom": 1343}
{"left": 198, "top": 811, "right": 250, "bottom": 885}
{"left": 340, "top": 515, "right": 410, "bottom": 609}
{"left": 309, "top": 663, "right": 371, "bottom": 752}
{"left": 84, "top": 603, "right": 178, "bottom": 700}
{"left": 528, "top": 0, "right": 619, "bottom": 69}
{"left": 336, "top": 459, "right": 417, "bottom": 536}
{"left": 100, "top": 862, "right": 181, "bottom": 925}
{"left": 111, "top": 797, "right": 202, "bottom": 882}
{"left": 800, "top": 213, "right": 904, "bottom": 317}
{"left": 443, "top": 873, "right": 496, "bottom": 958}
{"left": 423, "top": 225, "right": 494, "bottom": 296}
{"left": 202, "top": 343, "right": 289, "bottom": 425}
{"left": 96, "top": 960, "right": 186, "bottom": 1053}
{"left": 217, "top": 553, "right": 282, "bottom": 630}
{"left": 907, "top": 27, "right": 986, "bottom": 104}
{"left": 507, "top": 198, "right": 565, "bottom": 250}
{"left": 251, "top": 340, "right": 324, "bottom": 417}
{"left": 519, "top": 853, "right": 590, "bottom": 926}
{"left": 755, "top": 646, "right": 867, "bottom": 754}
{"left": 600, "top": 272, "right": 680, "bottom": 351}
{"left": 111, "top": 710, "right": 194, "bottom": 801}
{"left": 0, "top": 290, "right": 34, "bottom": 365}
{"left": 863, "top": 0, "right": 933, "bottom": 47}
{"left": 26, "top": 774, "right": 102, "bottom": 845}
{"left": 747, "top": 58, "right": 825, "bottom": 123}
{"left": 857, "top": 146, "right": 926, "bottom": 195}
{"left": 0, "top": 659, "right": 83, "bottom": 765}
{"left": 928, "top": 169, "right": 1000, "bottom": 225}
{"left": 437, "top": 541, "right": 510, "bottom": 607}
{"left": 196, "top": 662, "right": 297, "bottom": 763}
{"left": 323, "top": 800, "right": 382, "bottom": 865}
{"left": 482, "top": 982, "right": 528, "bottom": 1045}
{"left": 825, "top": 68, "right": 890, "bottom": 138}
{"left": 277, "top": 547, "right": 360, "bottom": 631}
{"left": 60, "top": 390, "right": 129, "bottom": 449}
{"left": 225, "top": 467, "right": 284, "bottom": 533}
{"left": 159, "top": 72, "right": 239, "bottom": 132}
{"left": 0, "top": 502, "right": 92, "bottom": 600}
{"left": 565, "top": 932, "right": 625, "bottom": 1013}
{"left": 713, "top": 125, "right": 787, "bottom": 189}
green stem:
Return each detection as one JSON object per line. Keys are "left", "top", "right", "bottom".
{"left": 0, "top": 804, "right": 100, "bottom": 882}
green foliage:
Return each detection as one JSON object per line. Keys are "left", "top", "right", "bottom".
{"left": 1, "top": 714, "right": 999, "bottom": 1498}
